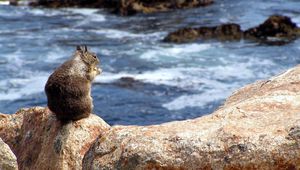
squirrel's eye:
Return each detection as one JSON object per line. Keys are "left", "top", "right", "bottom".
{"left": 93, "top": 55, "right": 97, "bottom": 58}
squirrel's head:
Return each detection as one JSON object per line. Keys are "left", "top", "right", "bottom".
{"left": 76, "top": 45, "right": 100, "bottom": 66}
{"left": 75, "top": 45, "right": 102, "bottom": 79}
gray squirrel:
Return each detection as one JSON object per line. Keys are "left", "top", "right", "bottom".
{"left": 45, "top": 46, "right": 102, "bottom": 121}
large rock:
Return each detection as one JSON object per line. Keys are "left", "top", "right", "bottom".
{"left": 0, "top": 107, "right": 110, "bottom": 170}
{"left": 163, "top": 23, "right": 243, "bottom": 43}
{"left": 164, "top": 15, "right": 300, "bottom": 45}
{"left": 31, "top": 0, "right": 213, "bottom": 16}
{"left": 83, "top": 65, "right": 300, "bottom": 169}
{"left": 116, "top": 0, "right": 213, "bottom": 16}
{"left": 31, "top": 0, "right": 118, "bottom": 8}
{"left": 244, "top": 15, "right": 300, "bottom": 45}
{"left": 0, "top": 138, "right": 18, "bottom": 170}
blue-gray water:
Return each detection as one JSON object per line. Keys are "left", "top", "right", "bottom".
{"left": 0, "top": 0, "right": 300, "bottom": 125}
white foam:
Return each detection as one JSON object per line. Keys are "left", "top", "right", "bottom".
{"left": 68, "top": 8, "right": 106, "bottom": 23}
{"left": 161, "top": 71, "right": 242, "bottom": 110}
{"left": 163, "top": 88, "right": 233, "bottom": 110}
{"left": 4, "top": 50, "right": 25, "bottom": 68}
{"left": 162, "top": 60, "right": 276, "bottom": 110}
{"left": 94, "top": 29, "right": 140, "bottom": 38}
{"left": 96, "top": 68, "right": 188, "bottom": 88}
{"left": 96, "top": 68, "right": 239, "bottom": 111}
{"left": 0, "top": 1, "right": 9, "bottom": 5}
{"left": 97, "top": 67, "right": 236, "bottom": 90}
{"left": 140, "top": 43, "right": 211, "bottom": 60}
{"left": 292, "top": 17, "right": 300, "bottom": 27}
{"left": 92, "top": 29, "right": 164, "bottom": 39}
{"left": 29, "top": 9, "right": 46, "bottom": 16}
{"left": 26, "top": 8, "right": 64, "bottom": 17}
{"left": 66, "top": 8, "right": 99, "bottom": 16}
{"left": 96, "top": 55, "right": 276, "bottom": 111}
{"left": 206, "top": 64, "right": 254, "bottom": 80}
{"left": 45, "top": 48, "right": 69, "bottom": 62}
{"left": 97, "top": 56, "right": 273, "bottom": 89}
{"left": 0, "top": 76, "right": 48, "bottom": 101}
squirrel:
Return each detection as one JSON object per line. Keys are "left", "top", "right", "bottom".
{"left": 45, "top": 45, "right": 102, "bottom": 121}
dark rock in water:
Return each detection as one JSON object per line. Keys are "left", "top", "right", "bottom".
{"left": 113, "top": 77, "right": 144, "bottom": 88}
{"left": 244, "top": 15, "right": 300, "bottom": 45}
{"left": 115, "top": 0, "right": 214, "bottom": 16}
{"left": 31, "top": 0, "right": 118, "bottom": 8}
{"left": 164, "top": 15, "right": 300, "bottom": 45}
{"left": 31, "top": 0, "right": 213, "bottom": 16}
{"left": 95, "top": 77, "right": 144, "bottom": 89}
{"left": 163, "top": 23, "right": 243, "bottom": 43}
{"left": 163, "top": 28, "right": 201, "bottom": 43}
{"left": 214, "top": 24, "right": 243, "bottom": 41}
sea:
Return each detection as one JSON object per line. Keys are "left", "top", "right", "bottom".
{"left": 0, "top": 0, "right": 300, "bottom": 125}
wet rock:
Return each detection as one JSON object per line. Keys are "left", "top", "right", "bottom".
{"left": 116, "top": 0, "right": 213, "bottom": 16}
{"left": 163, "top": 23, "right": 243, "bottom": 43}
{"left": 30, "top": 0, "right": 109, "bottom": 8}
{"left": 0, "top": 107, "right": 110, "bottom": 170}
{"left": 83, "top": 65, "right": 300, "bottom": 169}
{"left": 32, "top": 0, "right": 213, "bottom": 16}
{"left": 244, "top": 15, "right": 300, "bottom": 45}
{"left": 30, "top": 0, "right": 118, "bottom": 8}
{"left": 114, "top": 77, "right": 144, "bottom": 88}
{"left": 164, "top": 15, "right": 300, "bottom": 45}
{"left": 0, "top": 138, "right": 18, "bottom": 170}
{"left": 95, "top": 76, "right": 145, "bottom": 89}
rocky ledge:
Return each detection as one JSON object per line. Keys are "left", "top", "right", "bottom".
{"left": 31, "top": 0, "right": 213, "bottom": 16}
{"left": 1, "top": 65, "right": 300, "bottom": 169}
{"left": 164, "top": 15, "right": 300, "bottom": 45}
{"left": 0, "top": 108, "right": 110, "bottom": 170}
{"left": 83, "top": 65, "right": 300, "bottom": 169}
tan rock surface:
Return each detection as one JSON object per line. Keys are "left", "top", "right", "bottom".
{"left": 0, "top": 107, "right": 110, "bottom": 170}
{"left": 0, "top": 138, "right": 18, "bottom": 170}
{"left": 83, "top": 65, "right": 300, "bottom": 169}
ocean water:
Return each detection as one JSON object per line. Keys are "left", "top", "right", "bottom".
{"left": 0, "top": 0, "right": 300, "bottom": 125}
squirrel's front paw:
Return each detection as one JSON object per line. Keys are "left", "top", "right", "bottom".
{"left": 96, "top": 67, "right": 102, "bottom": 75}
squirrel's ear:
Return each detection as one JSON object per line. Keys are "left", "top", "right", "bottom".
{"left": 76, "top": 45, "right": 88, "bottom": 52}
{"left": 76, "top": 45, "right": 81, "bottom": 51}
{"left": 83, "top": 45, "right": 87, "bottom": 52}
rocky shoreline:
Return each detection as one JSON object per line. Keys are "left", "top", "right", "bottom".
{"left": 164, "top": 15, "right": 300, "bottom": 45}
{"left": 27, "top": 0, "right": 213, "bottom": 16}
{"left": 1, "top": 65, "right": 300, "bottom": 169}
{"left": 9, "top": 1, "right": 300, "bottom": 45}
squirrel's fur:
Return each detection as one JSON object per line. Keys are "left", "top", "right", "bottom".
{"left": 45, "top": 46, "right": 102, "bottom": 121}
